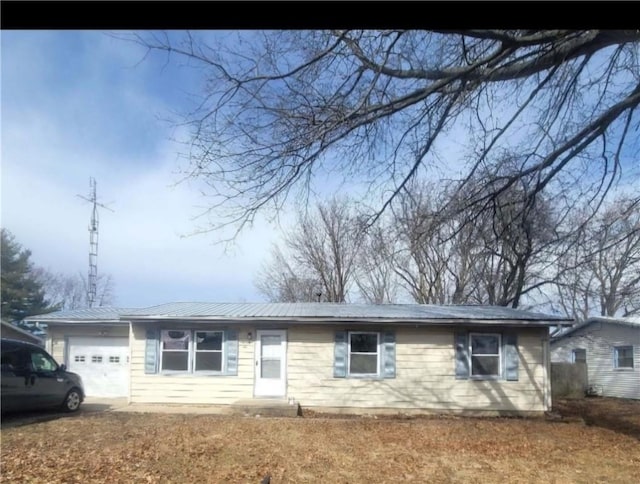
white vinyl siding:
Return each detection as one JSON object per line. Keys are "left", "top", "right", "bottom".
{"left": 551, "top": 322, "right": 640, "bottom": 399}
{"left": 288, "top": 325, "right": 549, "bottom": 413}
{"left": 130, "top": 323, "right": 254, "bottom": 405}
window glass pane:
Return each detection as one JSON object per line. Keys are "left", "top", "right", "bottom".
{"left": 162, "top": 352, "right": 189, "bottom": 371}
{"left": 573, "top": 349, "right": 586, "bottom": 362}
{"left": 195, "top": 352, "right": 222, "bottom": 372}
{"left": 261, "top": 336, "right": 282, "bottom": 358}
{"left": 471, "top": 335, "right": 499, "bottom": 354}
{"left": 196, "top": 332, "right": 222, "bottom": 351}
{"left": 471, "top": 355, "right": 499, "bottom": 376}
{"left": 162, "top": 330, "right": 190, "bottom": 350}
{"left": 350, "top": 333, "right": 377, "bottom": 353}
{"left": 261, "top": 359, "right": 281, "bottom": 378}
{"left": 350, "top": 354, "right": 378, "bottom": 374}
{"left": 31, "top": 352, "right": 58, "bottom": 372}
{"left": 616, "top": 347, "right": 634, "bottom": 368}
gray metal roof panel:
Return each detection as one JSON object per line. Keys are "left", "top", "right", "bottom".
{"left": 23, "top": 307, "right": 136, "bottom": 322}
{"left": 122, "top": 302, "right": 570, "bottom": 322}
{"left": 551, "top": 316, "right": 640, "bottom": 343}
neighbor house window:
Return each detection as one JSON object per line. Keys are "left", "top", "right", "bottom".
{"left": 161, "top": 330, "right": 191, "bottom": 372}
{"left": 614, "top": 346, "right": 634, "bottom": 369}
{"left": 572, "top": 349, "right": 586, "bottom": 363}
{"left": 470, "top": 333, "right": 501, "bottom": 378}
{"left": 160, "top": 330, "right": 225, "bottom": 373}
{"left": 348, "top": 332, "right": 379, "bottom": 376}
{"left": 194, "top": 331, "right": 223, "bottom": 372}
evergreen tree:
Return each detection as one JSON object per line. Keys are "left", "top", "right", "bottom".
{"left": 1, "top": 228, "right": 53, "bottom": 322}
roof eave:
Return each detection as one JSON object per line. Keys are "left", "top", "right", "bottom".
{"left": 124, "top": 315, "right": 570, "bottom": 326}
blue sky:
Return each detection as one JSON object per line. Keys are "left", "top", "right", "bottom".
{"left": 1, "top": 31, "right": 281, "bottom": 307}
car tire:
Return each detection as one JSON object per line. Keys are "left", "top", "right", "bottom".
{"left": 62, "top": 388, "right": 82, "bottom": 412}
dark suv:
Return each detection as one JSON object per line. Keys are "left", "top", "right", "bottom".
{"left": 1, "top": 338, "right": 84, "bottom": 413}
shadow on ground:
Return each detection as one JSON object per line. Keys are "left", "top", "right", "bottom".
{"left": 1, "top": 403, "right": 113, "bottom": 429}
{"left": 554, "top": 397, "right": 640, "bottom": 441}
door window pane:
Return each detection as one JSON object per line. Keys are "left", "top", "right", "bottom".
{"left": 261, "top": 359, "right": 281, "bottom": 378}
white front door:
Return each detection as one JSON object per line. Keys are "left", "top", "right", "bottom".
{"left": 254, "top": 330, "right": 287, "bottom": 397}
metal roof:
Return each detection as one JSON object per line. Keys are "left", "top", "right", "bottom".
{"left": 23, "top": 307, "right": 135, "bottom": 323}
{"left": 122, "top": 302, "right": 570, "bottom": 323}
{"left": 24, "top": 302, "right": 571, "bottom": 325}
{"left": 551, "top": 316, "right": 640, "bottom": 342}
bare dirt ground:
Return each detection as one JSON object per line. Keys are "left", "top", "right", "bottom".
{"left": 1, "top": 398, "right": 639, "bottom": 483}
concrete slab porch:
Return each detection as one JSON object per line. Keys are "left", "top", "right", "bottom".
{"left": 231, "top": 399, "right": 301, "bottom": 417}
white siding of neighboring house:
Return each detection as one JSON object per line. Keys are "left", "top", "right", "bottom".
{"left": 287, "top": 325, "right": 550, "bottom": 414}
{"left": 46, "top": 324, "right": 130, "bottom": 365}
{"left": 551, "top": 322, "right": 640, "bottom": 399}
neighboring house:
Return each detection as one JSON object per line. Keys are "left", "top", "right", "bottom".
{"left": 1, "top": 320, "right": 44, "bottom": 346}
{"left": 25, "top": 302, "right": 571, "bottom": 415}
{"left": 551, "top": 316, "right": 640, "bottom": 400}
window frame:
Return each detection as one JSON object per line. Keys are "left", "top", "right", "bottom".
{"left": 613, "top": 345, "right": 634, "bottom": 370}
{"left": 572, "top": 348, "right": 587, "bottom": 363}
{"left": 159, "top": 329, "right": 225, "bottom": 375}
{"left": 469, "top": 332, "right": 502, "bottom": 380}
{"left": 347, "top": 331, "right": 380, "bottom": 378}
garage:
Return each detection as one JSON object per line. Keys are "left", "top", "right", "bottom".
{"left": 67, "top": 337, "right": 129, "bottom": 398}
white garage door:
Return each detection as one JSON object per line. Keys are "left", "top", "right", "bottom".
{"left": 67, "top": 337, "right": 129, "bottom": 398}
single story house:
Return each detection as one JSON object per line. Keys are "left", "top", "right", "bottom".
{"left": 1, "top": 320, "right": 44, "bottom": 346}
{"left": 25, "top": 302, "right": 572, "bottom": 415}
{"left": 551, "top": 316, "right": 640, "bottom": 399}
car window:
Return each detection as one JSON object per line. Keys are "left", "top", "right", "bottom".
{"left": 30, "top": 351, "right": 58, "bottom": 372}
{"left": 1, "top": 347, "right": 28, "bottom": 371}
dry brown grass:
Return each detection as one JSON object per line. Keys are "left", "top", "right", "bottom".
{"left": 2, "top": 398, "right": 639, "bottom": 483}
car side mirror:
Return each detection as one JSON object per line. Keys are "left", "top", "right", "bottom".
{"left": 58, "top": 364, "right": 66, "bottom": 372}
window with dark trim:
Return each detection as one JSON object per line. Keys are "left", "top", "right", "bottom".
{"left": 614, "top": 346, "right": 634, "bottom": 369}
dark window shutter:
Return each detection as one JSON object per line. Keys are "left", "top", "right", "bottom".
{"left": 225, "top": 329, "right": 239, "bottom": 376}
{"left": 382, "top": 331, "right": 396, "bottom": 379}
{"left": 144, "top": 328, "right": 159, "bottom": 374}
{"left": 503, "top": 332, "right": 519, "bottom": 381}
{"left": 334, "top": 331, "right": 347, "bottom": 378}
{"left": 454, "top": 331, "right": 469, "bottom": 379}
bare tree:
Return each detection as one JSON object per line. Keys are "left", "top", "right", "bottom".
{"left": 128, "top": 30, "right": 639, "bottom": 234}
{"left": 355, "top": 223, "right": 398, "bottom": 303}
{"left": 553, "top": 197, "right": 640, "bottom": 319}
{"left": 33, "top": 269, "right": 115, "bottom": 310}
{"left": 254, "top": 246, "right": 321, "bottom": 302}
{"left": 255, "top": 198, "right": 362, "bottom": 302}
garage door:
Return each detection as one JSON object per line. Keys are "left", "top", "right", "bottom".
{"left": 67, "top": 337, "right": 129, "bottom": 398}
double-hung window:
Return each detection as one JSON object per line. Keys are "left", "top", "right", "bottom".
{"left": 469, "top": 333, "right": 501, "bottom": 378}
{"left": 160, "top": 330, "right": 224, "bottom": 373}
{"left": 348, "top": 332, "right": 380, "bottom": 377}
{"left": 613, "top": 346, "right": 634, "bottom": 369}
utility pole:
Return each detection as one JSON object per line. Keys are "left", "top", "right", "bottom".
{"left": 77, "top": 178, "right": 113, "bottom": 308}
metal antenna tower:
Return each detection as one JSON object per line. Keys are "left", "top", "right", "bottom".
{"left": 77, "top": 178, "right": 113, "bottom": 308}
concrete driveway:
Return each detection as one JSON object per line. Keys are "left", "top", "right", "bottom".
{"left": 1, "top": 397, "right": 128, "bottom": 429}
